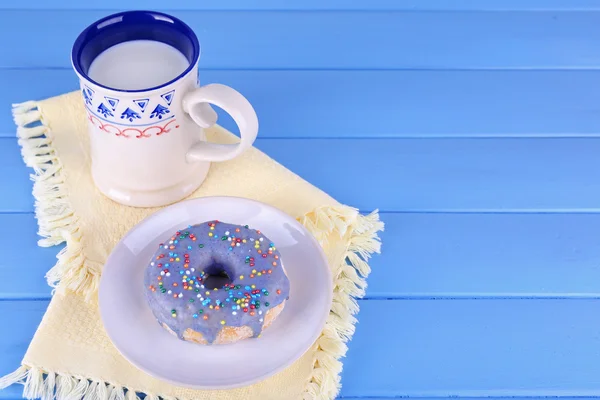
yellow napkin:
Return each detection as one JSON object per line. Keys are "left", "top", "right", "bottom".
{"left": 0, "top": 91, "right": 383, "bottom": 400}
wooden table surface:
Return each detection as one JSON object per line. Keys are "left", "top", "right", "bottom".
{"left": 3, "top": 1, "right": 600, "bottom": 399}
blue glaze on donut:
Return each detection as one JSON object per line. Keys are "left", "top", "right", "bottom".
{"left": 144, "top": 220, "right": 290, "bottom": 344}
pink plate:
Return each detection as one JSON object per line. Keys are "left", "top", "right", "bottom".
{"left": 99, "top": 196, "right": 332, "bottom": 389}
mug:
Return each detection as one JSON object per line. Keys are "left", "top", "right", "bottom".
{"left": 71, "top": 10, "right": 258, "bottom": 207}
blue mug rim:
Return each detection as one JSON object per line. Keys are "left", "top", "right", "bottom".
{"left": 71, "top": 10, "right": 201, "bottom": 93}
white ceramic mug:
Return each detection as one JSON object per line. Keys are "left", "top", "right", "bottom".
{"left": 71, "top": 11, "right": 258, "bottom": 207}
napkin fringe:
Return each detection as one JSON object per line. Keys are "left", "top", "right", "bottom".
{"left": 299, "top": 207, "right": 383, "bottom": 399}
{"left": 13, "top": 101, "right": 99, "bottom": 302}
{"left": 0, "top": 366, "right": 145, "bottom": 400}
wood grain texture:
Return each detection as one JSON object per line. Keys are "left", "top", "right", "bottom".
{"left": 3, "top": 10, "right": 600, "bottom": 69}
{"left": 4, "top": 69, "right": 600, "bottom": 138}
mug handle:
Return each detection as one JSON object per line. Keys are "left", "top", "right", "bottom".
{"left": 182, "top": 83, "right": 258, "bottom": 163}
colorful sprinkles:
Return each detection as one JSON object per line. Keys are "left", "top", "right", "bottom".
{"left": 143, "top": 220, "right": 290, "bottom": 344}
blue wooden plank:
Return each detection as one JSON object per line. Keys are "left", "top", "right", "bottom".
{"left": 4, "top": 69, "right": 600, "bottom": 139}
{"left": 368, "top": 212, "right": 600, "bottom": 298}
{"left": 2, "top": 299, "right": 600, "bottom": 398}
{"left": 4, "top": 212, "right": 600, "bottom": 299}
{"left": 0, "top": 301, "right": 47, "bottom": 400}
{"left": 256, "top": 138, "right": 600, "bottom": 212}
{"left": 5, "top": 137, "right": 600, "bottom": 213}
{"left": 0, "top": 139, "right": 35, "bottom": 213}
{"left": 5, "top": 0, "right": 600, "bottom": 11}
{"left": 340, "top": 299, "right": 600, "bottom": 397}
{"left": 0, "top": 214, "right": 55, "bottom": 299}
{"left": 3, "top": 10, "right": 600, "bottom": 69}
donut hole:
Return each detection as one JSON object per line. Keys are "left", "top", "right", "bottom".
{"left": 202, "top": 262, "right": 233, "bottom": 290}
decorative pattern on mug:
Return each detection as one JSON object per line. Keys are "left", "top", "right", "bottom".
{"left": 104, "top": 96, "right": 120, "bottom": 110}
{"left": 80, "top": 87, "right": 175, "bottom": 125}
{"left": 87, "top": 112, "right": 179, "bottom": 139}
{"left": 133, "top": 98, "right": 150, "bottom": 112}
{"left": 82, "top": 86, "right": 95, "bottom": 106}
{"left": 97, "top": 103, "right": 114, "bottom": 118}
{"left": 150, "top": 104, "right": 170, "bottom": 119}
{"left": 160, "top": 90, "right": 175, "bottom": 106}
{"left": 120, "top": 107, "right": 141, "bottom": 122}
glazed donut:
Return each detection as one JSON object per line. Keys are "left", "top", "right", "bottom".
{"left": 144, "top": 220, "right": 290, "bottom": 345}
